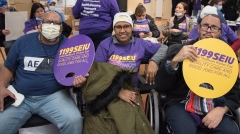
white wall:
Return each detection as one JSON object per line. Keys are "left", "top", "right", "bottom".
{"left": 127, "top": 0, "right": 156, "bottom": 18}
{"left": 156, "top": 0, "right": 163, "bottom": 17}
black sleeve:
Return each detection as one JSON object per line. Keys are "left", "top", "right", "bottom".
{"left": 147, "top": 15, "right": 160, "bottom": 38}
{"left": 224, "top": 78, "right": 240, "bottom": 117}
{"left": 0, "top": 29, "right": 4, "bottom": 37}
{"left": 61, "top": 22, "right": 72, "bottom": 38}
{"left": 223, "top": 0, "right": 232, "bottom": 9}
{"left": 155, "top": 44, "right": 184, "bottom": 92}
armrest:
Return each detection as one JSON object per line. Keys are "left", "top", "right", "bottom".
{"left": 236, "top": 107, "right": 240, "bottom": 127}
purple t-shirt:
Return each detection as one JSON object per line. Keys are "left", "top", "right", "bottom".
{"left": 94, "top": 36, "right": 160, "bottom": 87}
{"left": 23, "top": 19, "right": 41, "bottom": 34}
{"left": 72, "top": 0, "right": 119, "bottom": 35}
{"left": 171, "top": 19, "right": 187, "bottom": 32}
{"left": 133, "top": 19, "right": 150, "bottom": 35}
{"left": 188, "top": 23, "right": 238, "bottom": 43}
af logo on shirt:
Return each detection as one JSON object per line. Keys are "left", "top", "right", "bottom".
{"left": 24, "top": 56, "right": 54, "bottom": 72}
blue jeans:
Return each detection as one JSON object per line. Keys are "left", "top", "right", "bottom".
{"left": 0, "top": 89, "right": 83, "bottom": 134}
{"left": 193, "top": 10, "right": 199, "bottom": 17}
{"left": 165, "top": 103, "right": 239, "bottom": 134}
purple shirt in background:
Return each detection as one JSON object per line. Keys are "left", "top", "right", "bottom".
{"left": 133, "top": 19, "right": 150, "bottom": 35}
{"left": 23, "top": 19, "right": 41, "bottom": 34}
{"left": 193, "top": 0, "right": 201, "bottom": 10}
{"left": 72, "top": 0, "right": 119, "bottom": 35}
{"left": 188, "top": 23, "right": 238, "bottom": 43}
{"left": 94, "top": 36, "right": 160, "bottom": 87}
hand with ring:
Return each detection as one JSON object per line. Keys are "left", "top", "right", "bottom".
{"left": 118, "top": 88, "right": 139, "bottom": 107}
{"left": 73, "top": 73, "right": 89, "bottom": 88}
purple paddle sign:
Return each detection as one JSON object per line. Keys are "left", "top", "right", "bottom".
{"left": 54, "top": 34, "right": 95, "bottom": 86}
{"left": 144, "top": 0, "right": 151, "bottom": 3}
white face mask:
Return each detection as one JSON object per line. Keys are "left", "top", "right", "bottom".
{"left": 175, "top": 12, "right": 183, "bottom": 17}
{"left": 41, "top": 23, "right": 61, "bottom": 40}
{"left": 49, "top": 6, "right": 55, "bottom": 11}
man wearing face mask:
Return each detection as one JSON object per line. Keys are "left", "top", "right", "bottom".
{"left": 45, "top": 0, "right": 72, "bottom": 38}
{"left": 0, "top": 0, "right": 16, "bottom": 54}
{"left": 0, "top": 11, "right": 86, "bottom": 134}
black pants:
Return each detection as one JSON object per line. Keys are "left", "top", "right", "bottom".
{"left": 165, "top": 103, "right": 239, "bottom": 134}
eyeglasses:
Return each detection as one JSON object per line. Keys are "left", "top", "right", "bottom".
{"left": 200, "top": 24, "right": 222, "bottom": 33}
{"left": 114, "top": 25, "right": 131, "bottom": 31}
{"left": 42, "top": 20, "right": 62, "bottom": 25}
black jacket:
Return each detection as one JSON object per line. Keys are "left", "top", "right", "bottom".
{"left": 0, "top": 6, "right": 17, "bottom": 47}
{"left": 130, "top": 14, "right": 160, "bottom": 38}
{"left": 156, "top": 40, "right": 240, "bottom": 118}
{"left": 201, "top": 0, "right": 210, "bottom": 7}
{"left": 223, "top": 0, "right": 238, "bottom": 13}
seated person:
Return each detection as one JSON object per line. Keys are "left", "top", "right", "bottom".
{"left": 197, "top": 0, "right": 227, "bottom": 24}
{"left": 73, "top": 12, "right": 168, "bottom": 134}
{"left": 162, "top": 2, "right": 194, "bottom": 39}
{"left": 0, "top": 12, "right": 85, "bottom": 134}
{"left": 46, "top": 0, "right": 65, "bottom": 23}
{"left": 130, "top": 3, "right": 160, "bottom": 38}
{"left": 0, "top": 0, "right": 17, "bottom": 54}
{"left": 188, "top": 6, "right": 240, "bottom": 52}
{"left": 23, "top": 3, "right": 45, "bottom": 34}
{"left": 156, "top": 14, "right": 240, "bottom": 134}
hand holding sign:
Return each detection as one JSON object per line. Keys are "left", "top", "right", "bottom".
{"left": 54, "top": 34, "right": 95, "bottom": 86}
{"left": 182, "top": 38, "right": 238, "bottom": 98}
{"left": 173, "top": 45, "right": 199, "bottom": 63}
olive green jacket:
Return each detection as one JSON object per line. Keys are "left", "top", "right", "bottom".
{"left": 81, "top": 62, "right": 154, "bottom": 134}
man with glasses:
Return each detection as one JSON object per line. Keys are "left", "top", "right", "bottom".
{"left": 188, "top": 5, "right": 240, "bottom": 52}
{"left": 0, "top": 11, "right": 86, "bottom": 134}
{"left": 156, "top": 14, "right": 240, "bottom": 133}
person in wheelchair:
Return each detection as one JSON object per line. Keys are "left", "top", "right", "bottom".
{"left": 156, "top": 14, "right": 240, "bottom": 134}
{"left": 0, "top": 12, "right": 87, "bottom": 134}
{"left": 73, "top": 12, "right": 168, "bottom": 134}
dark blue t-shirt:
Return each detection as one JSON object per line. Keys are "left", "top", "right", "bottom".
{"left": 4, "top": 32, "right": 67, "bottom": 96}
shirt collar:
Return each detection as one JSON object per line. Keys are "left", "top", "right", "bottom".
{"left": 113, "top": 35, "right": 135, "bottom": 44}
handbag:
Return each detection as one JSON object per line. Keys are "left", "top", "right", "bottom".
{"left": 165, "top": 32, "right": 185, "bottom": 46}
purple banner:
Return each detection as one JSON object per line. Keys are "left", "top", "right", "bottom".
{"left": 54, "top": 34, "right": 95, "bottom": 86}
{"left": 144, "top": 0, "right": 151, "bottom": 3}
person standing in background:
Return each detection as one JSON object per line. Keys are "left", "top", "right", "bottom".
{"left": 192, "top": 0, "right": 201, "bottom": 17}
{"left": 72, "top": 0, "right": 119, "bottom": 51}
{"left": 0, "top": 0, "right": 16, "bottom": 54}
{"left": 46, "top": 0, "right": 65, "bottom": 22}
